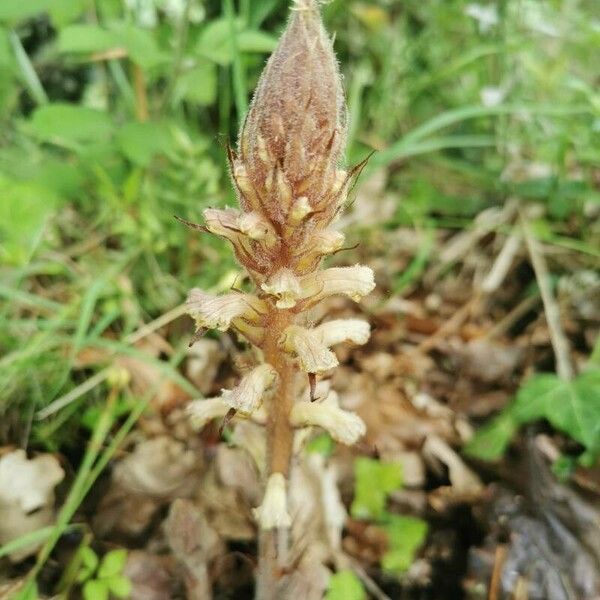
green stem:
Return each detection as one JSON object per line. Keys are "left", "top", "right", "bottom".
{"left": 18, "top": 390, "right": 120, "bottom": 599}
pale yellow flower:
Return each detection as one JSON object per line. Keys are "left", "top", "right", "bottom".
{"left": 187, "top": 290, "right": 266, "bottom": 332}
{"left": 290, "top": 393, "right": 366, "bottom": 445}
{"left": 253, "top": 473, "right": 291, "bottom": 529}
{"left": 221, "top": 364, "right": 278, "bottom": 415}
{"left": 261, "top": 269, "right": 302, "bottom": 309}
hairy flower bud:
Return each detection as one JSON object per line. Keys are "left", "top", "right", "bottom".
{"left": 236, "top": 0, "right": 346, "bottom": 225}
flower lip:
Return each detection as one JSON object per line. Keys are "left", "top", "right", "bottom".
{"left": 202, "top": 208, "right": 241, "bottom": 238}
{"left": 300, "top": 265, "right": 376, "bottom": 305}
{"left": 279, "top": 325, "right": 339, "bottom": 374}
{"left": 261, "top": 269, "right": 302, "bottom": 309}
{"left": 253, "top": 473, "right": 292, "bottom": 530}
{"left": 314, "top": 319, "right": 371, "bottom": 347}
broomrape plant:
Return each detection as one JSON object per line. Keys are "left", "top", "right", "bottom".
{"left": 183, "top": 0, "right": 374, "bottom": 594}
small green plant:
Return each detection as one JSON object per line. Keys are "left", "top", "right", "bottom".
{"left": 351, "top": 457, "right": 428, "bottom": 576}
{"left": 76, "top": 547, "right": 131, "bottom": 600}
{"left": 325, "top": 570, "right": 366, "bottom": 600}
{"left": 466, "top": 366, "right": 600, "bottom": 466}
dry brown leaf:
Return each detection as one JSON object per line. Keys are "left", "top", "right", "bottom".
{"left": 0, "top": 450, "right": 64, "bottom": 561}
{"left": 164, "top": 499, "right": 224, "bottom": 600}
{"left": 186, "top": 339, "right": 226, "bottom": 395}
{"left": 113, "top": 436, "right": 200, "bottom": 499}
{"left": 123, "top": 551, "right": 173, "bottom": 600}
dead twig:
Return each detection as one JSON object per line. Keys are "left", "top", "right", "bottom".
{"left": 520, "top": 212, "right": 574, "bottom": 380}
{"left": 488, "top": 544, "right": 508, "bottom": 600}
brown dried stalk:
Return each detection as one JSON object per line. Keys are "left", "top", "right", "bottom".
{"left": 183, "top": 1, "right": 374, "bottom": 597}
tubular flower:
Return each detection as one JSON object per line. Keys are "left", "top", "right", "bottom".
{"left": 187, "top": 398, "right": 231, "bottom": 430}
{"left": 279, "top": 325, "right": 339, "bottom": 374}
{"left": 238, "top": 212, "right": 278, "bottom": 247}
{"left": 221, "top": 364, "right": 278, "bottom": 415}
{"left": 202, "top": 208, "right": 241, "bottom": 239}
{"left": 253, "top": 473, "right": 292, "bottom": 530}
{"left": 290, "top": 393, "right": 366, "bottom": 445}
{"left": 300, "top": 266, "right": 376, "bottom": 305}
{"left": 314, "top": 319, "right": 371, "bottom": 347}
{"left": 186, "top": 290, "right": 266, "bottom": 333}
{"left": 261, "top": 269, "right": 302, "bottom": 309}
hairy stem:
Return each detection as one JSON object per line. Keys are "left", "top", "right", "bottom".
{"left": 256, "top": 307, "right": 296, "bottom": 599}
{"left": 263, "top": 308, "right": 296, "bottom": 477}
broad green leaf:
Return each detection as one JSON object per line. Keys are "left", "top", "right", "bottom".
{"left": 77, "top": 546, "right": 99, "bottom": 581}
{"left": 49, "top": 0, "right": 88, "bottom": 26}
{"left": 33, "top": 159, "right": 85, "bottom": 198}
{"left": 0, "top": 0, "right": 52, "bottom": 24}
{"left": 58, "top": 24, "right": 120, "bottom": 55}
{"left": 249, "top": 0, "right": 278, "bottom": 28}
{"left": 325, "top": 570, "right": 366, "bottom": 600}
{"left": 106, "top": 575, "right": 132, "bottom": 599}
{"left": 381, "top": 515, "right": 428, "bottom": 574}
{"left": 351, "top": 457, "right": 402, "bottom": 520}
{"left": 28, "top": 104, "right": 113, "bottom": 146}
{"left": 464, "top": 413, "right": 518, "bottom": 461}
{"left": 174, "top": 62, "right": 218, "bottom": 107}
{"left": 111, "top": 24, "right": 168, "bottom": 71}
{"left": 98, "top": 548, "right": 128, "bottom": 578}
{"left": 196, "top": 19, "right": 275, "bottom": 65}
{"left": 196, "top": 18, "right": 241, "bottom": 66}
{"left": 469, "top": 370, "right": 600, "bottom": 462}
{"left": 510, "top": 372, "right": 600, "bottom": 449}
{"left": 83, "top": 580, "right": 109, "bottom": 600}
{"left": 0, "top": 175, "right": 59, "bottom": 265}
{"left": 116, "top": 121, "right": 174, "bottom": 166}
{"left": 238, "top": 30, "right": 277, "bottom": 53}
